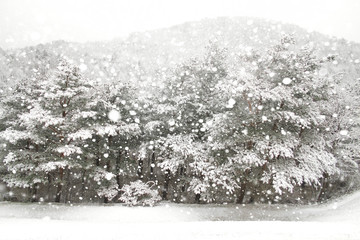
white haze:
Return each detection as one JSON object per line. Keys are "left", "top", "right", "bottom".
{"left": 0, "top": 0, "right": 360, "bottom": 49}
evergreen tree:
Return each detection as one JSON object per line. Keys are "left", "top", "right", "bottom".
{"left": 155, "top": 42, "right": 237, "bottom": 202}
{"left": 0, "top": 59, "right": 95, "bottom": 202}
{"left": 208, "top": 36, "right": 338, "bottom": 203}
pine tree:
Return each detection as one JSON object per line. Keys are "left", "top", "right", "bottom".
{"left": 207, "top": 36, "right": 338, "bottom": 203}
{"left": 85, "top": 80, "right": 142, "bottom": 203}
{"left": 154, "top": 42, "right": 237, "bottom": 202}
{"left": 0, "top": 79, "right": 46, "bottom": 201}
{"left": 0, "top": 59, "right": 96, "bottom": 202}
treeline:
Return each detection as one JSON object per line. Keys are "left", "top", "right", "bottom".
{"left": 0, "top": 36, "right": 359, "bottom": 204}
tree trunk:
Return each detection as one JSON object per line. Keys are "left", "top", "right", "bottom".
{"left": 236, "top": 181, "right": 247, "bottom": 204}
{"left": 103, "top": 160, "right": 112, "bottom": 204}
{"left": 47, "top": 173, "right": 52, "bottom": 201}
{"left": 137, "top": 158, "right": 144, "bottom": 179}
{"left": 300, "top": 182, "right": 307, "bottom": 203}
{"left": 55, "top": 167, "right": 64, "bottom": 203}
{"left": 116, "top": 150, "right": 122, "bottom": 188}
{"left": 80, "top": 169, "right": 86, "bottom": 200}
{"left": 95, "top": 157, "right": 100, "bottom": 167}
{"left": 195, "top": 193, "right": 201, "bottom": 203}
{"left": 317, "top": 173, "right": 329, "bottom": 202}
{"left": 115, "top": 150, "right": 123, "bottom": 202}
{"left": 64, "top": 168, "right": 71, "bottom": 203}
{"left": 95, "top": 139, "right": 101, "bottom": 167}
{"left": 30, "top": 183, "right": 38, "bottom": 202}
{"left": 162, "top": 169, "right": 170, "bottom": 200}
{"left": 150, "top": 150, "right": 156, "bottom": 180}
{"left": 105, "top": 136, "right": 113, "bottom": 202}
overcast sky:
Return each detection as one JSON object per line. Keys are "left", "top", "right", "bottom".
{"left": 0, "top": 0, "right": 359, "bottom": 49}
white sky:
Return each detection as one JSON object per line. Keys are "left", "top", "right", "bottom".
{"left": 0, "top": 0, "right": 359, "bottom": 49}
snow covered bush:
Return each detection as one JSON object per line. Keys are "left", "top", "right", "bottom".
{"left": 119, "top": 181, "right": 161, "bottom": 207}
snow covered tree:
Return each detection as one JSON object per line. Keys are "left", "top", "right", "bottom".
{"left": 0, "top": 34, "right": 357, "bottom": 205}
{"left": 0, "top": 59, "right": 97, "bottom": 202}
{"left": 318, "top": 75, "right": 360, "bottom": 200}
{"left": 119, "top": 180, "right": 161, "bottom": 206}
{"left": 86, "top": 81, "right": 142, "bottom": 203}
{"left": 162, "top": 42, "right": 227, "bottom": 138}
{"left": 153, "top": 42, "right": 237, "bottom": 202}
{"left": 0, "top": 59, "right": 144, "bottom": 203}
{"left": 207, "top": 35, "right": 339, "bottom": 203}
{"left": 0, "top": 79, "right": 47, "bottom": 201}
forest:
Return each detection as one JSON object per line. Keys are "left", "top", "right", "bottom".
{"left": 0, "top": 32, "right": 359, "bottom": 206}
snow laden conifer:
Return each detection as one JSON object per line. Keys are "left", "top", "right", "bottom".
{"left": 208, "top": 35, "right": 338, "bottom": 203}
{"left": 319, "top": 76, "right": 360, "bottom": 199}
{"left": 0, "top": 59, "right": 143, "bottom": 203}
{"left": 86, "top": 81, "right": 142, "bottom": 202}
{"left": 0, "top": 79, "right": 47, "bottom": 201}
{"left": 155, "top": 42, "right": 237, "bottom": 202}
{"left": 0, "top": 59, "right": 96, "bottom": 202}
{"left": 0, "top": 35, "right": 356, "bottom": 205}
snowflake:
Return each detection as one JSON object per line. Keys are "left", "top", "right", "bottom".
{"left": 108, "top": 109, "right": 121, "bottom": 122}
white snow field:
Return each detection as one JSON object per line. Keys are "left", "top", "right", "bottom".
{"left": 1, "top": 191, "right": 360, "bottom": 240}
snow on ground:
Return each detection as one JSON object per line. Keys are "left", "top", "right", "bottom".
{"left": 1, "top": 191, "right": 360, "bottom": 240}
{"left": 1, "top": 219, "right": 358, "bottom": 240}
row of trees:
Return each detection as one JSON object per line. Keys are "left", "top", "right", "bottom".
{"left": 0, "top": 36, "right": 359, "bottom": 204}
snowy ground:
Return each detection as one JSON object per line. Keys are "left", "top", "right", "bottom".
{"left": 1, "top": 191, "right": 360, "bottom": 240}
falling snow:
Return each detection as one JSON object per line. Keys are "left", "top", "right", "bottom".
{"left": 0, "top": 4, "right": 359, "bottom": 240}
{"left": 282, "top": 77, "right": 292, "bottom": 85}
{"left": 339, "top": 130, "right": 348, "bottom": 136}
{"left": 108, "top": 109, "right": 121, "bottom": 122}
